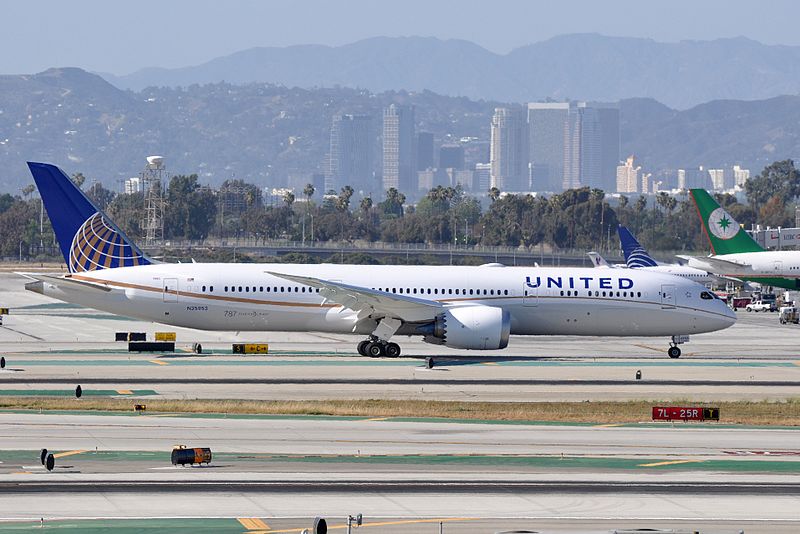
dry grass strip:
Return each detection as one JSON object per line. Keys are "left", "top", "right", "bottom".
{"left": 1, "top": 397, "right": 798, "bottom": 426}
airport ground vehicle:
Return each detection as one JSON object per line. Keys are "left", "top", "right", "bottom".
{"left": 746, "top": 300, "right": 777, "bottom": 312}
{"left": 779, "top": 306, "right": 799, "bottom": 324}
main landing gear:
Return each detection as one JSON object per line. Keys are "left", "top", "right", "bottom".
{"left": 667, "top": 335, "right": 689, "bottom": 359}
{"left": 357, "top": 337, "right": 401, "bottom": 358}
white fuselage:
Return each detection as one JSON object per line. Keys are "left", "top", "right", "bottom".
{"left": 636, "top": 264, "right": 716, "bottom": 285}
{"left": 686, "top": 250, "right": 800, "bottom": 288}
{"left": 31, "top": 263, "right": 736, "bottom": 342}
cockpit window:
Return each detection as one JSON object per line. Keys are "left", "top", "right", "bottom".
{"left": 700, "top": 291, "right": 714, "bottom": 300}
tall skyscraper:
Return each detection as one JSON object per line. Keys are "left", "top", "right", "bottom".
{"left": 708, "top": 169, "right": 725, "bottom": 191}
{"left": 474, "top": 163, "right": 492, "bottom": 193}
{"left": 382, "top": 104, "right": 416, "bottom": 194}
{"left": 439, "top": 145, "right": 465, "bottom": 170}
{"left": 616, "top": 156, "right": 640, "bottom": 193}
{"left": 597, "top": 107, "right": 621, "bottom": 192}
{"left": 490, "top": 108, "right": 529, "bottom": 192}
{"left": 527, "top": 102, "right": 569, "bottom": 192}
{"left": 417, "top": 132, "right": 434, "bottom": 171}
{"left": 326, "top": 114, "right": 373, "bottom": 194}
{"left": 732, "top": 165, "right": 750, "bottom": 187}
{"left": 529, "top": 102, "right": 619, "bottom": 192}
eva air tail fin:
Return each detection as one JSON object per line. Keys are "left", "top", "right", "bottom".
{"left": 27, "top": 162, "right": 152, "bottom": 273}
{"left": 689, "top": 189, "right": 764, "bottom": 255}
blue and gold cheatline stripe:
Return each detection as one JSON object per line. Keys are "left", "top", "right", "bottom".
{"left": 69, "top": 213, "right": 149, "bottom": 273}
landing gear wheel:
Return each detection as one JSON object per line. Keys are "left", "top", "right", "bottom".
{"left": 357, "top": 340, "right": 370, "bottom": 356}
{"left": 367, "top": 342, "right": 385, "bottom": 358}
{"left": 668, "top": 346, "right": 681, "bottom": 359}
{"left": 385, "top": 342, "right": 401, "bottom": 358}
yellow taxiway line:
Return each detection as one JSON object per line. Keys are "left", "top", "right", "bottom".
{"left": 237, "top": 517, "right": 271, "bottom": 530}
{"left": 53, "top": 449, "right": 87, "bottom": 459}
{"left": 638, "top": 459, "right": 704, "bottom": 467}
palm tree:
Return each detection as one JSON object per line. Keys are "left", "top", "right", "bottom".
{"left": 303, "top": 183, "right": 315, "bottom": 202}
{"left": 488, "top": 187, "right": 501, "bottom": 202}
{"left": 282, "top": 191, "right": 295, "bottom": 207}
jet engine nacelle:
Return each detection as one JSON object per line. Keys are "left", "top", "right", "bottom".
{"left": 423, "top": 305, "right": 510, "bottom": 350}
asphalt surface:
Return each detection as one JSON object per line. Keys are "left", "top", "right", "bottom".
{"left": 2, "top": 270, "right": 799, "bottom": 531}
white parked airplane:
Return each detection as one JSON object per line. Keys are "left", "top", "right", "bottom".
{"left": 22, "top": 162, "right": 736, "bottom": 359}
{"left": 679, "top": 189, "right": 800, "bottom": 290}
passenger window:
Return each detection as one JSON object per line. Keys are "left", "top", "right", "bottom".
{"left": 210, "top": 286, "right": 213, "bottom": 293}
{"left": 637, "top": 292, "right": 642, "bottom": 297}
{"left": 239, "top": 286, "right": 243, "bottom": 292}
{"left": 504, "top": 290, "right": 508, "bottom": 295}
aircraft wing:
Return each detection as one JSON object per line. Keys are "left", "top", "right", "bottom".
{"left": 676, "top": 255, "right": 751, "bottom": 273}
{"left": 266, "top": 271, "right": 443, "bottom": 322}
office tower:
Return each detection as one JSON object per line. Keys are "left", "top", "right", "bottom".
{"left": 732, "top": 165, "right": 750, "bottom": 187}
{"left": 641, "top": 172, "right": 651, "bottom": 194}
{"left": 677, "top": 169, "right": 686, "bottom": 190}
{"left": 616, "top": 156, "right": 640, "bottom": 193}
{"left": 527, "top": 102, "right": 569, "bottom": 192}
{"left": 490, "top": 108, "right": 529, "bottom": 192}
{"left": 439, "top": 145, "right": 465, "bottom": 170}
{"left": 596, "top": 107, "right": 620, "bottom": 192}
{"left": 530, "top": 102, "right": 619, "bottom": 192}
{"left": 326, "top": 114, "right": 373, "bottom": 194}
{"left": 475, "top": 163, "right": 492, "bottom": 193}
{"left": 417, "top": 132, "right": 434, "bottom": 171}
{"left": 707, "top": 169, "right": 725, "bottom": 191}
{"left": 382, "top": 104, "right": 416, "bottom": 194}
{"left": 452, "top": 169, "right": 474, "bottom": 191}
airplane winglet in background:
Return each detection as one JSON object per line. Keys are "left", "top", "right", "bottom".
{"left": 689, "top": 189, "right": 764, "bottom": 255}
{"left": 27, "top": 162, "right": 152, "bottom": 273}
{"left": 618, "top": 226, "right": 659, "bottom": 268}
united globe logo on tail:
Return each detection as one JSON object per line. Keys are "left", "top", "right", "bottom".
{"left": 69, "top": 212, "right": 149, "bottom": 272}
{"left": 707, "top": 207, "right": 740, "bottom": 240}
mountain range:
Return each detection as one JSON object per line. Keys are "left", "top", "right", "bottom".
{"left": 100, "top": 34, "right": 800, "bottom": 109}
{"left": 1, "top": 67, "right": 800, "bottom": 194}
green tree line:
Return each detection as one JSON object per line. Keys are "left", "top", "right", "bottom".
{"left": 3, "top": 160, "right": 799, "bottom": 261}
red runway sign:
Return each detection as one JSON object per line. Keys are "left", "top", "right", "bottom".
{"left": 652, "top": 406, "right": 719, "bottom": 421}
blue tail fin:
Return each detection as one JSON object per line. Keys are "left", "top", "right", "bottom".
{"left": 618, "top": 226, "right": 658, "bottom": 268}
{"left": 27, "top": 162, "right": 151, "bottom": 273}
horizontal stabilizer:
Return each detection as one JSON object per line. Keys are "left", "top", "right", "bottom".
{"left": 676, "top": 255, "right": 751, "bottom": 273}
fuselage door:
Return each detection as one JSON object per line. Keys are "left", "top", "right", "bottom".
{"left": 774, "top": 260, "right": 784, "bottom": 273}
{"left": 163, "top": 278, "right": 178, "bottom": 303}
{"left": 660, "top": 284, "right": 676, "bottom": 309}
{"left": 522, "top": 284, "right": 538, "bottom": 307}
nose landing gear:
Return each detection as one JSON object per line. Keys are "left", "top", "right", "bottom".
{"left": 357, "top": 337, "right": 401, "bottom": 358}
{"left": 667, "top": 335, "right": 689, "bottom": 358}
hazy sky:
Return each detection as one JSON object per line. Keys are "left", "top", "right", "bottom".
{"left": 4, "top": 0, "right": 800, "bottom": 75}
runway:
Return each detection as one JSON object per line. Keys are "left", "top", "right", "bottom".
{"left": 2, "top": 271, "right": 800, "bottom": 531}
{"left": 0, "top": 411, "right": 798, "bottom": 532}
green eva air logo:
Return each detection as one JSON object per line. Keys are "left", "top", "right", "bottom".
{"left": 708, "top": 207, "right": 739, "bottom": 240}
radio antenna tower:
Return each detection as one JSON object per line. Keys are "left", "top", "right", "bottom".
{"left": 141, "top": 155, "right": 166, "bottom": 246}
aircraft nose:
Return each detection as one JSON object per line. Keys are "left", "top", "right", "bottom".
{"left": 716, "top": 301, "right": 737, "bottom": 328}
